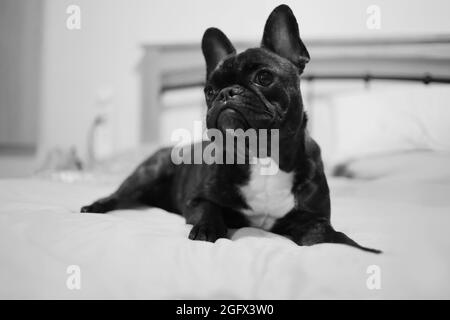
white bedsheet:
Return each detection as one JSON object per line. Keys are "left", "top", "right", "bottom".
{"left": 1, "top": 165, "right": 450, "bottom": 299}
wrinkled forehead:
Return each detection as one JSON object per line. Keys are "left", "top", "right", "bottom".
{"left": 208, "top": 48, "right": 296, "bottom": 84}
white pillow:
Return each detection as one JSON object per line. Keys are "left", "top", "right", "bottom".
{"left": 333, "top": 150, "right": 450, "bottom": 182}
{"left": 322, "top": 83, "right": 450, "bottom": 163}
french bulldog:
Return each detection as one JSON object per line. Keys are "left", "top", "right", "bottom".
{"left": 81, "top": 5, "right": 380, "bottom": 253}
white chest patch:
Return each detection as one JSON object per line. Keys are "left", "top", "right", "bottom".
{"left": 239, "top": 159, "right": 295, "bottom": 230}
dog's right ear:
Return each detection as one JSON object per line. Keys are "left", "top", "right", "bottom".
{"left": 202, "top": 28, "right": 236, "bottom": 78}
{"left": 261, "top": 5, "right": 310, "bottom": 73}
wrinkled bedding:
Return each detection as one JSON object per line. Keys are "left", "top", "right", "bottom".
{"left": 1, "top": 152, "right": 450, "bottom": 299}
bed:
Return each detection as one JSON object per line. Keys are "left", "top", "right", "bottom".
{"left": 1, "top": 150, "right": 449, "bottom": 299}
{"left": 1, "top": 36, "right": 450, "bottom": 299}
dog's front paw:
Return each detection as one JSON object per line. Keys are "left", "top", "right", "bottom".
{"left": 188, "top": 223, "right": 227, "bottom": 242}
{"left": 80, "top": 199, "right": 115, "bottom": 214}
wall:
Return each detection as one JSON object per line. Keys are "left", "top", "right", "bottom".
{"left": 0, "top": 0, "right": 42, "bottom": 148}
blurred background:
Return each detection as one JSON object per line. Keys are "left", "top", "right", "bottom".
{"left": 1, "top": 0, "right": 450, "bottom": 177}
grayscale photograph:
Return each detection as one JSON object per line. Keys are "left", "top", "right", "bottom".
{"left": 0, "top": 0, "right": 449, "bottom": 304}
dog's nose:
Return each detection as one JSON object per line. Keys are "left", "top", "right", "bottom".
{"left": 217, "top": 86, "right": 242, "bottom": 102}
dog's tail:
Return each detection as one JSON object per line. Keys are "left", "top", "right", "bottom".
{"left": 331, "top": 231, "right": 382, "bottom": 254}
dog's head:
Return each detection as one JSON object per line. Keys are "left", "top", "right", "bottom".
{"left": 202, "top": 4, "right": 310, "bottom": 154}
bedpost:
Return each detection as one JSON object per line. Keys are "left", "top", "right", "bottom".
{"left": 140, "top": 46, "right": 162, "bottom": 144}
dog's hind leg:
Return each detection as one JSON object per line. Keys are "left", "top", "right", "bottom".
{"left": 81, "top": 147, "right": 175, "bottom": 214}
{"left": 327, "top": 229, "right": 382, "bottom": 254}
{"left": 272, "top": 216, "right": 382, "bottom": 254}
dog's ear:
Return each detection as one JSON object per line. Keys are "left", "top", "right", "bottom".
{"left": 202, "top": 28, "right": 236, "bottom": 78}
{"left": 261, "top": 5, "right": 310, "bottom": 73}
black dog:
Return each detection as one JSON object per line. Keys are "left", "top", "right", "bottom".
{"left": 81, "top": 5, "right": 380, "bottom": 254}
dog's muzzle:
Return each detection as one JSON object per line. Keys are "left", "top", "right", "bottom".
{"left": 216, "top": 108, "right": 249, "bottom": 132}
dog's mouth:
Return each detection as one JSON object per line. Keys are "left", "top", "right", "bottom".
{"left": 208, "top": 102, "right": 275, "bottom": 133}
{"left": 207, "top": 106, "right": 278, "bottom": 160}
{"left": 215, "top": 108, "right": 250, "bottom": 132}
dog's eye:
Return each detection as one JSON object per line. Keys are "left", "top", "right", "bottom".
{"left": 204, "top": 86, "right": 215, "bottom": 99}
{"left": 254, "top": 70, "right": 274, "bottom": 87}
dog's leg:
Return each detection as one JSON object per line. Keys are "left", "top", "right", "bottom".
{"left": 185, "top": 200, "right": 227, "bottom": 242}
{"left": 81, "top": 147, "right": 174, "bottom": 214}
{"left": 272, "top": 216, "right": 381, "bottom": 254}
{"left": 300, "top": 220, "right": 382, "bottom": 254}
{"left": 273, "top": 171, "right": 381, "bottom": 253}
{"left": 80, "top": 195, "right": 118, "bottom": 214}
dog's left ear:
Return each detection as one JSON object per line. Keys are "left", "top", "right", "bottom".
{"left": 261, "top": 5, "right": 310, "bottom": 73}
{"left": 202, "top": 27, "right": 236, "bottom": 78}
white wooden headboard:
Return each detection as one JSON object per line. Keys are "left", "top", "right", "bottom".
{"left": 139, "top": 35, "right": 450, "bottom": 143}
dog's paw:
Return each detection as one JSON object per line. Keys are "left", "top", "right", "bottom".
{"left": 188, "top": 223, "right": 226, "bottom": 243}
{"left": 80, "top": 200, "right": 114, "bottom": 214}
